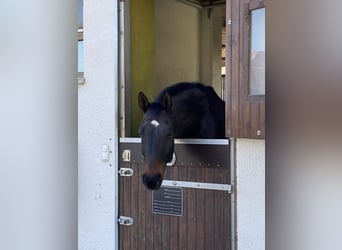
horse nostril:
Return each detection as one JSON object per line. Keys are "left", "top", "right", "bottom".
{"left": 142, "top": 173, "right": 163, "bottom": 190}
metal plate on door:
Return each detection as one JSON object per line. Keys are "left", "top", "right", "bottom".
{"left": 152, "top": 186, "right": 183, "bottom": 216}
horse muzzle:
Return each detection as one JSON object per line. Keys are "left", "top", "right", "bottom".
{"left": 142, "top": 173, "right": 163, "bottom": 190}
{"left": 142, "top": 161, "right": 166, "bottom": 190}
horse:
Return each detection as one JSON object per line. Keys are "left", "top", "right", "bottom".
{"left": 138, "top": 82, "right": 225, "bottom": 190}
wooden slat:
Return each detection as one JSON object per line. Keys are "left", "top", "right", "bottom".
{"left": 169, "top": 166, "right": 179, "bottom": 250}
{"left": 161, "top": 213, "right": 170, "bottom": 249}
{"left": 242, "top": 103, "right": 251, "bottom": 137}
{"left": 178, "top": 166, "right": 187, "bottom": 250}
{"left": 130, "top": 164, "right": 139, "bottom": 250}
{"left": 249, "top": 0, "right": 265, "bottom": 10}
{"left": 195, "top": 167, "right": 205, "bottom": 250}
{"left": 214, "top": 168, "right": 225, "bottom": 250}
{"left": 153, "top": 207, "right": 162, "bottom": 250}
{"left": 251, "top": 103, "right": 259, "bottom": 138}
{"left": 259, "top": 101, "right": 265, "bottom": 138}
{"left": 153, "top": 213, "right": 162, "bottom": 249}
{"left": 224, "top": 159, "right": 231, "bottom": 249}
{"left": 145, "top": 188, "right": 153, "bottom": 249}
{"left": 138, "top": 164, "right": 146, "bottom": 250}
{"left": 224, "top": 190, "right": 231, "bottom": 250}
{"left": 239, "top": 0, "right": 249, "bottom": 139}
{"left": 225, "top": 0, "right": 233, "bottom": 138}
{"left": 187, "top": 167, "right": 196, "bottom": 250}
{"left": 231, "top": 0, "right": 241, "bottom": 138}
{"left": 205, "top": 170, "right": 215, "bottom": 249}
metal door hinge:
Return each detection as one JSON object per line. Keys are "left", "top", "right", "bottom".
{"left": 118, "top": 167, "right": 134, "bottom": 177}
{"left": 101, "top": 144, "right": 110, "bottom": 162}
{"left": 118, "top": 216, "right": 133, "bottom": 226}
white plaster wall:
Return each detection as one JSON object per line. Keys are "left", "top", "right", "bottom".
{"left": 236, "top": 139, "right": 265, "bottom": 250}
{"left": 154, "top": 0, "right": 201, "bottom": 89}
{"left": 78, "top": 0, "right": 119, "bottom": 249}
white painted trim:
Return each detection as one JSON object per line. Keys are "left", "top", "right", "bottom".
{"left": 119, "top": 137, "right": 141, "bottom": 143}
{"left": 175, "top": 138, "right": 229, "bottom": 145}
{"left": 230, "top": 138, "right": 236, "bottom": 250}
{"left": 120, "top": 137, "right": 229, "bottom": 145}
{"left": 78, "top": 0, "right": 119, "bottom": 249}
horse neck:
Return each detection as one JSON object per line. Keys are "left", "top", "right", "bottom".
{"left": 170, "top": 107, "right": 201, "bottom": 138}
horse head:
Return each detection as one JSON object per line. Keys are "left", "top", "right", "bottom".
{"left": 138, "top": 91, "right": 175, "bottom": 190}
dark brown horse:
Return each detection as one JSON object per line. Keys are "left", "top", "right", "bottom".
{"left": 138, "top": 82, "right": 225, "bottom": 190}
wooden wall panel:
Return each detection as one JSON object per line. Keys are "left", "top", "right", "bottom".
{"left": 229, "top": 0, "right": 241, "bottom": 138}
{"left": 225, "top": 0, "right": 233, "bottom": 138}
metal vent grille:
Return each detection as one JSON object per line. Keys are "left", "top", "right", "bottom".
{"left": 152, "top": 186, "right": 183, "bottom": 216}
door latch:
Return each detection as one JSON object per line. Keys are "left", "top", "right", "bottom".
{"left": 118, "top": 168, "right": 134, "bottom": 177}
{"left": 118, "top": 216, "right": 133, "bottom": 226}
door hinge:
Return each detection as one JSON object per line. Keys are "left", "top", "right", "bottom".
{"left": 118, "top": 216, "right": 134, "bottom": 226}
{"left": 118, "top": 167, "right": 134, "bottom": 177}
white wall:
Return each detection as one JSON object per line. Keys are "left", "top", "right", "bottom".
{"left": 78, "top": 0, "right": 119, "bottom": 249}
{"left": 0, "top": 2, "right": 77, "bottom": 249}
{"left": 236, "top": 139, "right": 265, "bottom": 250}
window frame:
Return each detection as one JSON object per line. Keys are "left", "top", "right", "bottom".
{"left": 242, "top": 0, "right": 265, "bottom": 103}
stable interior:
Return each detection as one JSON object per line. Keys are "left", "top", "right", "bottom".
{"left": 121, "top": 0, "right": 226, "bottom": 137}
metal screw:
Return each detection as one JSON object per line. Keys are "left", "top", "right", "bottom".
{"left": 257, "top": 130, "right": 261, "bottom": 136}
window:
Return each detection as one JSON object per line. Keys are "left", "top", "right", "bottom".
{"left": 241, "top": 0, "right": 265, "bottom": 102}
{"left": 249, "top": 7, "right": 265, "bottom": 96}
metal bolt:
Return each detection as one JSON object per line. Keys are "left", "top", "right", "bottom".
{"left": 257, "top": 130, "right": 261, "bottom": 136}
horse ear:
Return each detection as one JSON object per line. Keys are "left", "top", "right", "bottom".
{"left": 138, "top": 92, "right": 150, "bottom": 113}
{"left": 161, "top": 92, "right": 172, "bottom": 112}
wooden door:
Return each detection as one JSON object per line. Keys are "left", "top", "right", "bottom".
{"left": 119, "top": 139, "right": 231, "bottom": 250}
{"left": 225, "top": 0, "right": 266, "bottom": 139}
